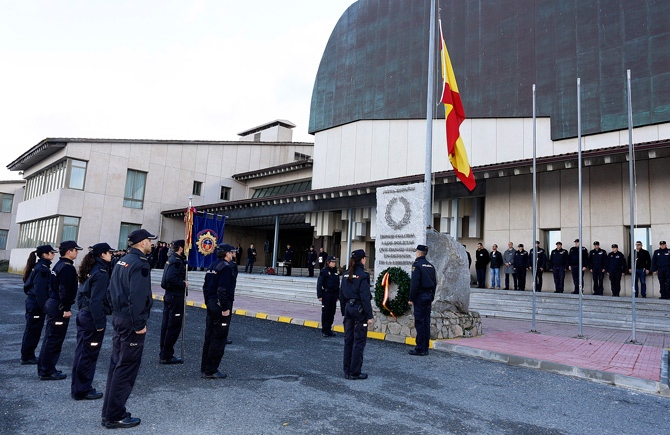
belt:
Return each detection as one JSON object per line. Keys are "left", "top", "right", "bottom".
{"left": 348, "top": 299, "right": 360, "bottom": 304}
{"left": 80, "top": 306, "right": 90, "bottom": 312}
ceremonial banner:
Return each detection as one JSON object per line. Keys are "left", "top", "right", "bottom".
{"left": 187, "top": 213, "right": 226, "bottom": 269}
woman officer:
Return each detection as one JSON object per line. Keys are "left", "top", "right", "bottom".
{"left": 20, "top": 245, "right": 58, "bottom": 365}
{"left": 340, "top": 249, "right": 373, "bottom": 380}
{"left": 70, "top": 243, "right": 114, "bottom": 400}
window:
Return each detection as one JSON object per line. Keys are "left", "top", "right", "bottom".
{"left": 627, "top": 226, "right": 652, "bottom": 254}
{"left": 192, "top": 181, "right": 203, "bottom": 196}
{"left": 62, "top": 217, "right": 80, "bottom": 241}
{"left": 24, "top": 161, "right": 67, "bottom": 200}
{"left": 220, "top": 186, "right": 231, "bottom": 201}
{"left": 119, "top": 222, "right": 141, "bottom": 250}
{"left": 251, "top": 181, "right": 312, "bottom": 199}
{"left": 124, "top": 170, "right": 147, "bottom": 209}
{"left": 17, "top": 216, "right": 79, "bottom": 248}
{"left": 253, "top": 133, "right": 261, "bottom": 142}
{"left": 545, "top": 229, "right": 561, "bottom": 250}
{"left": 68, "top": 159, "right": 87, "bottom": 190}
{"left": 0, "top": 229, "right": 7, "bottom": 249}
{"left": 1, "top": 193, "right": 13, "bottom": 213}
{"left": 294, "top": 152, "right": 311, "bottom": 161}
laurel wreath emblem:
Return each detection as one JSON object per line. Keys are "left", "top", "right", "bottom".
{"left": 385, "top": 196, "right": 411, "bottom": 230}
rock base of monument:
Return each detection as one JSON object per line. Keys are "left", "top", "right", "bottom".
{"left": 373, "top": 308, "right": 483, "bottom": 340}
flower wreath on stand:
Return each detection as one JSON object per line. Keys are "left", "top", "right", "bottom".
{"left": 374, "top": 267, "right": 411, "bottom": 318}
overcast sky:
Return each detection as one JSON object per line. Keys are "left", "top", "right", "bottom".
{"left": 0, "top": 0, "right": 354, "bottom": 180}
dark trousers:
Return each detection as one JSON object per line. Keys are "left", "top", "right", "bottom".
{"left": 633, "top": 269, "right": 647, "bottom": 297}
{"left": 343, "top": 304, "right": 367, "bottom": 377}
{"left": 71, "top": 309, "right": 106, "bottom": 397}
{"left": 245, "top": 258, "right": 255, "bottom": 273}
{"left": 505, "top": 273, "right": 517, "bottom": 290}
{"left": 321, "top": 291, "right": 339, "bottom": 333}
{"left": 658, "top": 268, "right": 670, "bottom": 299}
{"left": 201, "top": 300, "right": 232, "bottom": 375}
{"left": 609, "top": 271, "right": 623, "bottom": 296}
{"left": 516, "top": 268, "right": 527, "bottom": 290}
{"left": 534, "top": 269, "right": 543, "bottom": 291}
{"left": 159, "top": 293, "right": 184, "bottom": 360}
{"left": 21, "top": 297, "right": 45, "bottom": 361}
{"left": 571, "top": 267, "right": 585, "bottom": 292}
{"left": 285, "top": 261, "right": 292, "bottom": 276}
{"left": 592, "top": 270, "right": 605, "bottom": 295}
{"left": 553, "top": 268, "right": 565, "bottom": 292}
{"left": 413, "top": 295, "right": 432, "bottom": 353}
{"left": 308, "top": 262, "right": 315, "bottom": 277}
{"left": 476, "top": 269, "right": 486, "bottom": 288}
{"left": 102, "top": 315, "right": 146, "bottom": 422}
{"left": 38, "top": 299, "right": 70, "bottom": 377}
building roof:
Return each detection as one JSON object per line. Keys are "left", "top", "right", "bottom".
{"left": 232, "top": 159, "right": 312, "bottom": 181}
{"left": 237, "top": 119, "right": 296, "bottom": 137}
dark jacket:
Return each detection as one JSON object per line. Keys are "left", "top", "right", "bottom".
{"left": 307, "top": 249, "right": 318, "bottom": 265}
{"left": 475, "top": 248, "right": 490, "bottom": 270}
{"left": 317, "top": 266, "right": 340, "bottom": 299}
{"left": 548, "top": 248, "right": 569, "bottom": 270}
{"left": 589, "top": 248, "right": 608, "bottom": 271}
{"left": 247, "top": 247, "right": 257, "bottom": 263}
{"left": 109, "top": 247, "right": 153, "bottom": 332}
{"left": 569, "top": 246, "right": 589, "bottom": 268}
{"left": 203, "top": 259, "right": 223, "bottom": 302}
{"left": 651, "top": 248, "right": 670, "bottom": 271}
{"left": 77, "top": 257, "right": 112, "bottom": 330}
{"left": 284, "top": 248, "right": 294, "bottom": 262}
{"left": 489, "top": 251, "right": 503, "bottom": 268}
{"left": 410, "top": 256, "right": 437, "bottom": 302}
{"left": 318, "top": 251, "right": 328, "bottom": 266}
{"left": 513, "top": 249, "right": 529, "bottom": 270}
{"left": 529, "top": 248, "right": 547, "bottom": 270}
{"left": 216, "top": 259, "right": 238, "bottom": 312}
{"left": 161, "top": 252, "right": 187, "bottom": 294}
{"left": 50, "top": 257, "right": 78, "bottom": 312}
{"left": 628, "top": 248, "right": 651, "bottom": 271}
{"left": 340, "top": 263, "right": 372, "bottom": 319}
{"left": 24, "top": 258, "right": 52, "bottom": 310}
{"left": 607, "top": 251, "right": 627, "bottom": 274}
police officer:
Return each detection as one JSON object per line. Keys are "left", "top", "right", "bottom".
{"left": 102, "top": 229, "right": 156, "bottom": 429}
{"left": 38, "top": 240, "right": 82, "bottom": 380}
{"left": 340, "top": 249, "right": 373, "bottom": 380}
{"left": 651, "top": 240, "right": 670, "bottom": 299}
{"left": 20, "top": 245, "right": 57, "bottom": 365}
{"left": 159, "top": 239, "right": 188, "bottom": 365}
{"left": 316, "top": 256, "right": 340, "bottom": 337}
{"left": 529, "top": 241, "right": 547, "bottom": 292}
{"left": 513, "top": 244, "right": 529, "bottom": 290}
{"left": 408, "top": 244, "right": 437, "bottom": 356}
{"left": 568, "top": 239, "right": 589, "bottom": 294}
{"left": 628, "top": 241, "right": 651, "bottom": 298}
{"left": 607, "top": 244, "right": 627, "bottom": 297}
{"left": 71, "top": 242, "right": 114, "bottom": 401}
{"left": 549, "top": 242, "right": 569, "bottom": 293}
{"left": 589, "top": 241, "right": 608, "bottom": 295}
{"left": 307, "top": 245, "right": 318, "bottom": 277}
{"left": 284, "top": 244, "right": 294, "bottom": 276}
{"left": 200, "top": 244, "right": 237, "bottom": 379}
{"left": 474, "top": 243, "right": 490, "bottom": 288}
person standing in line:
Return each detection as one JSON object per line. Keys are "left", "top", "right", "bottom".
{"left": 71, "top": 242, "right": 114, "bottom": 401}
{"left": 307, "top": 245, "right": 318, "bottom": 277}
{"left": 651, "top": 240, "right": 670, "bottom": 299}
{"left": 340, "top": 249, "right": 373, "bottom": 380}
{"left": 513, "top": 244, "right": 529, "bottom": 291}
{"left": 20, "top": 245, "right": 57, "bottom": 365}
{"left": 628, "top": 241, "right": 651, "bottom": 298}
{"left": 529, "top": 241, "right": 547, "bottom": 292}
{"left": 317, "top": 247, "right": 328, "bottom": 271}
{"left": 200, "top": 244, "right": 237, "bottom": 379}
{"left": 549, "top": 241, "right": 569, "bottom": 293}
{"left": 102, "top": 229, "right": 156, "bottom": 429}
{"left": 408, "top": 245, "right": 437, "bottom": 356}
{"left": 38, "top": 240, "right": 83, "bottom": 381}
{"left": 588, "top": 241, "right": 608, "bottom": 295}
{"left": 159, "top": 240, "right": 188, "bottom": 365}
{"left": 158, "top": 242, "right": 169, "bottom": 269}
{"left": 489, "top": 244, "right": 503, "bottom": 289}
{"left": 607, "top": 244, "right": 627, "bottom": 297}
{"left": 568, "top": 239, "right": 589, "bottom": 294}
{"left": 503, "top": 242, "right": 516, "bottom": 290}
{"left": 284, "top": 244, "right": 294, "bottom": 276}
{"left": 245, "top": 243, "right": 257, "bottom": 274}
{"left": 474, "top": 243, "right": 490, "bottom": 288}
{"left": 316, "top": 256, "right": 340, "bottom": 337}
{"left": 235, "top": 243, "right": 243, "bottom": 266}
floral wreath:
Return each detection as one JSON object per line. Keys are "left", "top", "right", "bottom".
{"left": 374, "top": 267, "right": 411, "bottom": 317}
{"left": 385, "top": 197, "right": 411, "bottom": 230}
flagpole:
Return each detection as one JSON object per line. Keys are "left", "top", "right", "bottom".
{"left": 627, "top": 69, "right": 637, "bottom": 343}
{"left": 424, "top": 0, "right": 436, "bottom": 229}
{"left": 577, "top": 78, "right": 584, "bottom": 339}
{"left": 531, "top": 83, "right": 538, "bottom": 333}
{"left": 181, "top": 194, "right": 193, "bottom": 361}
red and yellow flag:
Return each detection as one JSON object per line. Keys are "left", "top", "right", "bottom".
{"left": 439, "top": 20, "right": 476, "bottom": 191}
{"left": 184, "top": 206, "right": 196, "bottom": 257}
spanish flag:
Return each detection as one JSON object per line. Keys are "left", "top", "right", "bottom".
{"left": 184, "top": 205, "right": 196, "bottom": 257}
{"left": 439, "top": 20, "right": 476, "bottom": 191}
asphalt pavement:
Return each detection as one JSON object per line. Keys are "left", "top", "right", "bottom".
{"left": 3, "top": 273, "right": 670, "bottom": 434}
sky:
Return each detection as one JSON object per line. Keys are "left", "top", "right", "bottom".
{"left": 0, "top": 0, "right": 355, "bottom": 180}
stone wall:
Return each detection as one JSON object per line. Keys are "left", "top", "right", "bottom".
{"left": 373, "top": 306, "right": 482, "bottom": 340}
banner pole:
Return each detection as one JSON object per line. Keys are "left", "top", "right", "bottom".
{"left": 181, "top": 195, "right": 193, "bottom": 361}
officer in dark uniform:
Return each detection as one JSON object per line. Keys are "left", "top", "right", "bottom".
{"left": 513, "top": 244, "right": 529, "bottom": 290}
{"left": 102, "top": 229, "right": 156, "bottom": 429}
{"left": 71, "top": 242, "right": 114, "bottom": 401}
{"left": 284, "top": 244, "right": 294, "bottom": 276}
{"left": 651, "top": 240, "right": 670, "bottom": 299}
{"left": 200, "top": 244, "right": 237, "bottom": 379}
{"left": 340, "top": 249, "right": 373, "bottom": 380}
{"left": 159, "top": 239, "right": 188, "bottom": 364}
{"left": 20, "top": 244, "right": 57, "bottom": 365}
{"left": 568, "top": 239, "right": 589, "bottom": 294}
{"left": 408, "top": 244, "right": 437, "bottom": 356}
{"left": 588, "top": 241, "right": 608, "bottom": 295}
{"left": 307, "top": 246, "right": 318, "bottom": 277}
{"left": 38, "top": 240, "right": 82, "bottom": 380}
{"left": 548, "top": 242, "right": 569, "bottom": 292}
{"left": 317, "top": 256, "right": 340, "bottom": 337}
{"left": 607, "top": 244, "right": 627, "bottom": 296}
{"left": 529, "top": 241, "right": 547, "bottom": 292}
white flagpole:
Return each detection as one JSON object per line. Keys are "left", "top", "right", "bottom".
{"left": 627, "top": 69, "right": 637, "bottom": 343}
{"left": 577, "top": 78, "right": 584, "bottom": 338}
{"left": 424, "top": 0, "right": 436, "bottom": 230}
{"left": 531, "top": 84, "right": 538, "bottom": 333}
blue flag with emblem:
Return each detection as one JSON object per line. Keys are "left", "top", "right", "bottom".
{"left": 187, "top": 213, "right": 226, "bottom": 269}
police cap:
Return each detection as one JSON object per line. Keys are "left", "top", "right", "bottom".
{"left": 415, "top": 244, "right": 428, "bottom": 253}
{"left": 36, "top": 245, "right": 57, "bottom": 256}
{"left": 89, "top": 242, "right": 115, "bottom": 256}
{"left": 611, "top": 243, "right": 618, "bottom": 248}
{"left": 351, "top": 249, "right": 366, "bottom": 260}
{"left": 326, "top": 256, "right": 337, "bottom": 262}
{"left": 219, "top": 243, "right": 236, "bottom": 253}
{"left": 172, "top": 239, "right": 185, "bottom": 249}
{"left": 128, "top": 229, "right": 157, "bottom": 245}
{"left": 59, "top": 240, "right": 83, "bottom": 251}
